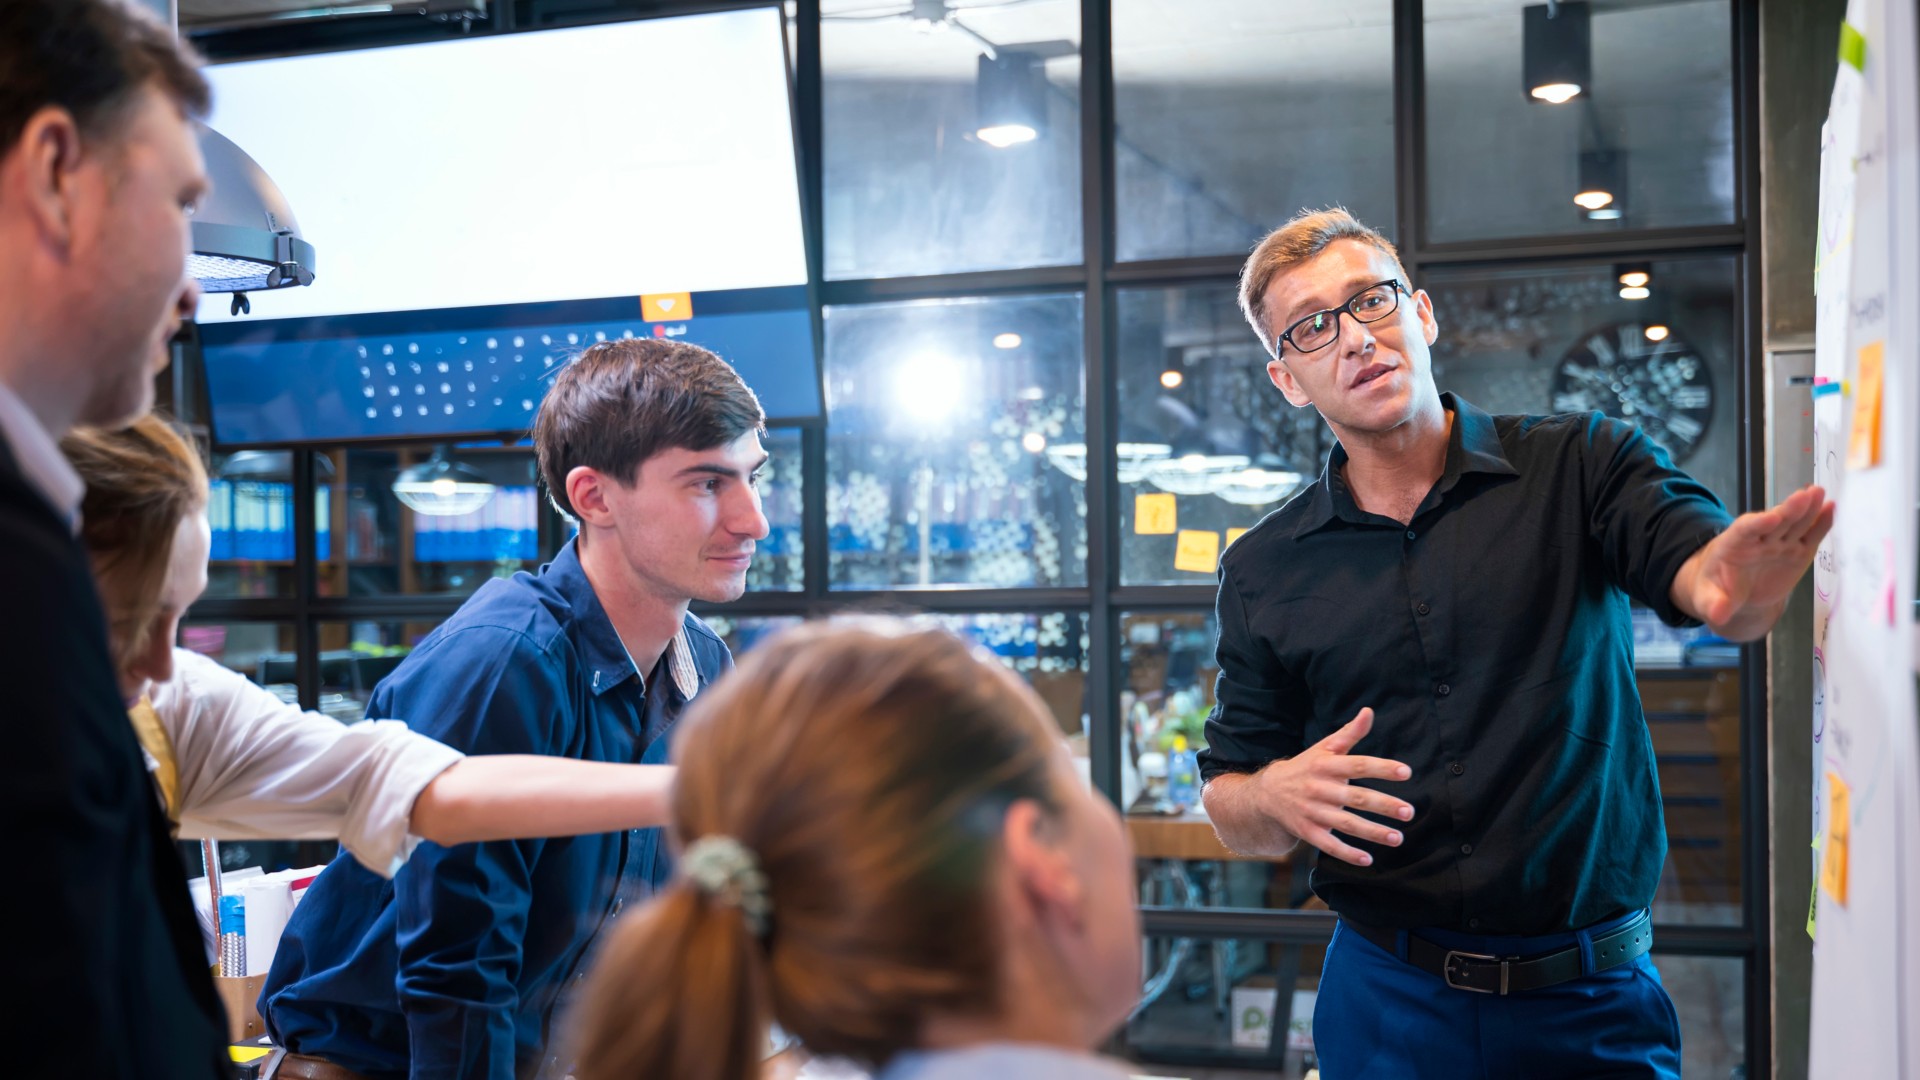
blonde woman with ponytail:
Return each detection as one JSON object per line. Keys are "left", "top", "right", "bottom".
{"left": 567, "top": 621, "right": 1143, "bottom": 1080}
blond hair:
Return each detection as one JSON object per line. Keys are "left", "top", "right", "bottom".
{"left": 61, "top": 414, "right": 209, "bottom": 674}
{"left": 565, "top": 622, "right": 1062, "bottom": 1080}
{"left": 1238, "top": 207, "right": 1407, "bottom": 354}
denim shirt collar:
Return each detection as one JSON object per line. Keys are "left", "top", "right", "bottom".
{"left": 544, "top": 539, "right": 703, "bottom": 699}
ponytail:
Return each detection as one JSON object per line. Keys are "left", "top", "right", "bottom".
{"left": 566, "top": 881, "right": 768, "bottom": 1080}
{"left": 566, "top": 624, "right": 1066, "bottom": 1074}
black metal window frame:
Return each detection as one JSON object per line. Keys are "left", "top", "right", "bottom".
{"left": 182, "top": 0, "right": 1768, "bottom": 1070}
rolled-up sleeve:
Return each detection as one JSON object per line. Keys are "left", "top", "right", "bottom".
{"left": 158, "top": 648, "right": 464, "bottom": 878}
{"left": 1199, "top": 557, "right": 1312, "bottom": 783}
{"left": 1582, "top": 415, "right": 1734, "bottom": 626}
{"left": 379, "top": 627, "right": 572, "bottom": 1080}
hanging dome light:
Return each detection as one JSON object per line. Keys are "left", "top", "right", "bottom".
{"left": 216, "top": 450, "right": 334, "bottom": 482}
{"left": 1041, "top": 441, "right": 1172, "bottom": 483}
{"left": 1044, "top": 441, "right": 1088, "bottom": 481}
{"left": 1213, "top": 465, "right": 1303, "bottom": 506}
{"left": 189, "top": 125, "right": 317, "bottom": 302}
{"left": 1146, "top": 452, "right": 1250, "bottom": 496}
{"left": 392, "top": 447, "right": 495, "bottom": 516}
{"left": 1116, "top": 442, "right": 1173, "bottom": 483}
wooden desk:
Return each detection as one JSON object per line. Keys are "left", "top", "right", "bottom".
{"left": 1127, "top": 812, "right": 1289, "bottom": 863}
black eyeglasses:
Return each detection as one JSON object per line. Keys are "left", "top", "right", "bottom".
{"left": 1276, "top": 280, "right": 1410, "bottom": 357}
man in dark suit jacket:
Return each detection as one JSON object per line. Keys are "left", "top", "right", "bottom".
{"left": 0, "top": 1, "right": 227, "bottom": 1075}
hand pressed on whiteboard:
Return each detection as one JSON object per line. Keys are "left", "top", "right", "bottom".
{"left": 1670, "top": 484, "right": 1835, "bottom": 642}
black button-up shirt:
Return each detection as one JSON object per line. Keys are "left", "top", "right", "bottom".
{"left": 1200, "top": 394, "right": 1732, "bottom": 935}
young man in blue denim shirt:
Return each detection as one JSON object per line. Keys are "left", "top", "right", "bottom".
{"left": 262, "top": 339, "right": 771, "bottom": 1080}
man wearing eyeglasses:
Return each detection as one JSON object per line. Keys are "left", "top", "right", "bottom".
{"left": 1200, "top": 208, "right": 1831, "bottom": 1078}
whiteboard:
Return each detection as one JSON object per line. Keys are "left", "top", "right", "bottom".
{"left": 1806, "top": 0, "right": 1920, "bottom": 1076}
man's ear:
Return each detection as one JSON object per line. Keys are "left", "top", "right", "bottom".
{"left": 1267, "top": 357, "right": 1312, "bottom": 408}
{"left": 566, "top": 465, "right": 616, "bottom": 529}
{"left": 9, "top": 106, "right": 89, "bottom": 251}
{"left": 1001, "top": 799, "right": 1083, "bottom": 930}
{"left": 1413, "top": 288, "right": 1439, "bottom": 347}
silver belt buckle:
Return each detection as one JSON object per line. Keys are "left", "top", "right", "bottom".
{"left": 1443, "top": 949, "right": 1508, "bottom": 994}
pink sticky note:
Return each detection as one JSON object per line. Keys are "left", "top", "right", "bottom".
{"left": 1884, "top": 539, "right": 1898, "bottom": 626}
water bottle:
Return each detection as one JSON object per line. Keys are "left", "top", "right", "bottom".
{"left": 1167, "top": 735, "right": 1199, "bottom": 811}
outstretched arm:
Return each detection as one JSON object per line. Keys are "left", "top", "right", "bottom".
{"left": 409, "top": 757, "right": 672, "bottom": 848}
{"left": 1669, "top": 484, "right": 1835, "bottom": 642}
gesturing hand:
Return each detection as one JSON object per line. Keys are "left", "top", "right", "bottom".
{"left": 1678, "top": 484, "right": 1835, "bottom": 638}
{"left": 1255, "top": 707, "right": 1413, "bottom": 866}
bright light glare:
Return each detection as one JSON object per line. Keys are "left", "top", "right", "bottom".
{"left": 1644, "top": 324, "right": 1670, "bottom": 341}
{"left": 977, "top": 123, "right": 1038, "bottom": 148}
{"left": 1159, "top": 370, "right": 1184, "bottom": 389}
{"left": 1573, "top": 189, "right": 1614, "bottom": 210}
{"left": 1530, "top": 82, "right": 1582, "bottom": 104}
{"left": 1021, "top": 432, "right": 1047, "bottom": 453}
{"left": 1619, "top": 271, "right": 1651, "bottom": 288}
{"left": 1619, "top": 285, "right": 1651, "bottom": 300}
{"left": 896, "top": 353, "right": 969, "bottom": 424}
{"left": 994, "top": 333, "right": 1022, "bottom": 349}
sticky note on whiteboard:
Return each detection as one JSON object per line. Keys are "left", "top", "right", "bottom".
{"left": 1174, "top": 529, "right": 1221, "bottom": 573}
{"left": 1134, "top": 493, "right": 1177, "bottom": 534}
{"left": 1846, "top": 341, "right": 1884, "bottom": 469}
{"left": 1820, "top": 771, "right": 1850, "bottom": 906}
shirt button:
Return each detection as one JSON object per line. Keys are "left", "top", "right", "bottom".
{"left": 1417, "top": 602, "right": 1430, "bottom": 616}
{"left": 1449, "top": 762, "right": 1465, "bottom": 776}
{"left": 1406, "top": 530, "right": 1416, "bottom": 540}
{"left": 611, "top": 897, "right": 624, "bottom": 916}
{"left": 1469, "top": 918, "right": 1482, "bottom": 929}
{"left": 1436, "top": 683, "right": 1451, "bottom": 697}
{"left": 1461, "top": 843, "right": 1474, "bottom": 855}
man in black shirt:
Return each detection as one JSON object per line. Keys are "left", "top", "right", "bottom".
{"left": 1202, "top": 209, "right": 1830, "bottom": 1078}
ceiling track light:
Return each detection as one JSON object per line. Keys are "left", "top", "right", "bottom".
{"left": 976, "top": 51, "right": 1047, "bottom": 148}
{"left": 1615, "top": 262, "right": 1653, "bottom": 289}
{"left": 1576, "top": 149, "right": 1626, "bottom": 219}
{"left": 1524, "top": 1, "right": 1591, "bottom": 104}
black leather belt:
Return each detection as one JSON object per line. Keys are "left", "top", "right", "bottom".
{"left": 1343, "top": 910, "right": 1653, "bottom": 995}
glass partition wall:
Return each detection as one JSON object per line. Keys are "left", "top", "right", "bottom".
{"left": 184, "top": 2, "right": 1763, "bottom": 1074}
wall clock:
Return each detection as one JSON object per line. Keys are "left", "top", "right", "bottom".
{"left": 1549, "top": 322, "right": 1713, "bottom": 464}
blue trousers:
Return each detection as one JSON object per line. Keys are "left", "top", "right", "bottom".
{"left": 1313, "top": 912, "right": 1682, "bottom": 1080}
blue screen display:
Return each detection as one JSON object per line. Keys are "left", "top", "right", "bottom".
{"left": 199, "top": 286, "right": 820, "bottom": 446}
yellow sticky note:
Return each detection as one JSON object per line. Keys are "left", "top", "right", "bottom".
{"left": 1847, "top": 341, "right": 1884, "bottom": 468}
{"left": 1174, "top": 529, "right": 1221, "bottom": 573}
{"left": 1227, "top": 527, "right": 1249, "bottom": 547}
{"left": 641, "top": 291, "right": 694, "bottom": 322}
{"left": 1820, "top": 771, "right": 1850, "bottom": 906}
{"left": 1134, "top": 492, "right": 1177, "bottom": 535}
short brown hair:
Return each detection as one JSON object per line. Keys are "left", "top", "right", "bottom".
{"left": 533, "top": 338, "right": 765, "bottom": 518}
{"left": 0, "top": 0, "right": 210, "bottom": 156}
{"left": 62, "top": 414, "right": 209, "bottom": 675}
{"left": 565, "top": 622, "right": 1062, "bottom": 1080}
{"left": 1238, "top": 207, "right": 1408, "bottom": 355}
